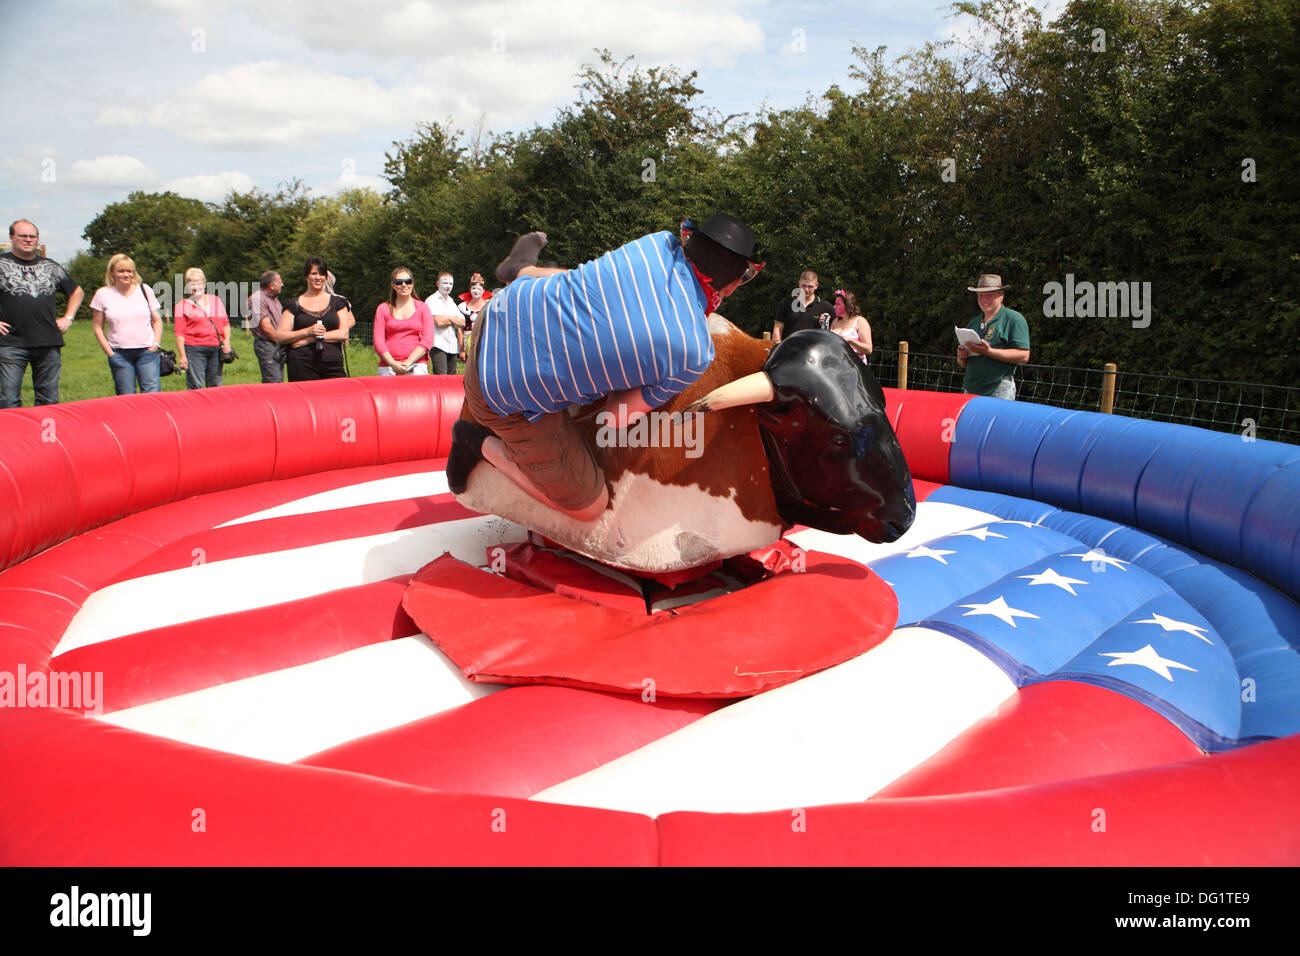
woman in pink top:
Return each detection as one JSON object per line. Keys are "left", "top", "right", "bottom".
{"left": 373, "top": 266, "right": 435, "bottom": 376}
{"left": 90, "top": 253, "right": 164, "bottom": 394}
{"left": 830, "top": 288, "right": 872, "bottom": 364}
{"left": 174, "top": 266, "right": 233, "bottom": 389}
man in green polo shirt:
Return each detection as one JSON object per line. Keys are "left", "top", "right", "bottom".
{"left": 956, "top": 273, "right": 1030, "bottom": 399}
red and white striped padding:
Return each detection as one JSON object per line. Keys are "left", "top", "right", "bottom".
{"left": 3, "top": 379, "right": 1297, "bottom": 865}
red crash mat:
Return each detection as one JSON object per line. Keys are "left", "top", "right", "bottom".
{"left": 403, "top": 550, "right": 897, "bottom": 698}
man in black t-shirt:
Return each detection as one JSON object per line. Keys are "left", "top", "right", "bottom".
{"left": 771, "top": 269, "right": 834, "bottom": 341}
{"left": 0, "top": 219, "right": 83, "bottom": 407}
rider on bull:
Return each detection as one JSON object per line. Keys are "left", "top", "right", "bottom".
{"left": 448, "top": 214, "right": 765, "bottom": 522}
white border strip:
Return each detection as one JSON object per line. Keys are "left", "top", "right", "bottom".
{"left": 97, "top": 635, "right": 501, "bottom": 764}
{"left": 55, "top": 515, "right": 526, "bottom": 655}
{"left": 532, "top": 627, "right": 1016, "bottom": 815}
{"left": 220, "top": 471, "right": 451, "bottom": 527}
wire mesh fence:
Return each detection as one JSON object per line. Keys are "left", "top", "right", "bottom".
{"left": 350, "top": 317, "right": 374, "bottom": 347}
{"left": 1108, "top": 369, "right": 1299, "bottom": 445}
{"left": 872, "top": 347, "right": 1300, "bottom": 446}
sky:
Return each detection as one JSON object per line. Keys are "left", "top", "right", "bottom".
{"left": 1, "top": 0, "right": 1067, "bottom": 262}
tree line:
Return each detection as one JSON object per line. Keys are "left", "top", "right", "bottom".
{"left": 67, "top": 0, "right": 1298, "bottom": 387}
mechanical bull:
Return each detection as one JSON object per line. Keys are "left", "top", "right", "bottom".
{"left": 452, "top": 316, "right": 915, "bottom": 576}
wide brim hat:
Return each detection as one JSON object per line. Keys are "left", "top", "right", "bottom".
{"left": 696, "top": 212, "right": 761, "bottom": 261}
{"left": 967, "top": 274, "right": 1009, "bottom": 292}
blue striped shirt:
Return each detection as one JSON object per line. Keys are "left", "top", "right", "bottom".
{"left": 477, "top": 232, "right": 713, "bottom": 422}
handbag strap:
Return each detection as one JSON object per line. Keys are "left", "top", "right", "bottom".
{"left": 191, "top": 295, "right": 225, "bottom": 345}
{"left": 139, "top": 283, "right": 156, "bottom": 346}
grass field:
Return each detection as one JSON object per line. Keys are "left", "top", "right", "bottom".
{"left": 13, "top": 319, "right": 463, "bottom": 405}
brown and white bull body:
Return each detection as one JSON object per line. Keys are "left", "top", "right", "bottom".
{"left": 455, "top": 315, "right": 785, "bottom": 573}
{"left": 455, "top": 316, "right": 916, "bottom": 576}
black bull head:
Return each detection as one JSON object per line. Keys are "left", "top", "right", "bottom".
{"left": 689, "top": 329, "right": 916, "bottom": 543}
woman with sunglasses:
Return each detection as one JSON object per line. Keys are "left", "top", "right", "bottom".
{"left": 373, "top": 267, "right": 434, "bottom": 375}
{"left": 829, "top": 288, "right": 872, "bottom": 363}
{"left": 277, "top": 257, "right": 354, "bottom": 381}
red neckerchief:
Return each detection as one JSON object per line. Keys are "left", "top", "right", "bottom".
{"left": 679, "top": 224, "right": 725, "bottom": 314}
{"left": 687, "top": 260, "right": 724, "bottom": 314}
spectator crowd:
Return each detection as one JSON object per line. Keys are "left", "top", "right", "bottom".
{"left": 2, "top": 215, "right": 1028, "bottom": 408}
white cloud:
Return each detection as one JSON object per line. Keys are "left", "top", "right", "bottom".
{"left": 137, "top": 61, "right": 405, "bottom": 148}
{"left": 88, "top": 1, "right": 766, "bottom": 153}
{"left": 941, "top": 0, "right": 1071, "bottom": 46}
{"left": 423, "top": 56, "right": 583, "bottom": 129}
{"left": 255, "top": 0, "right": 763, "bottom": 66}
{"left": 164, "top": 171, "right": 258, "bottom": 202}
{"left": 1038, "top": 0, "right": 1072, "bottom": 24}
{"left": 127, "top": 0, "right": 206, "bottom": 11}
{"left": 65, "top": 155, "right": 158, "bottom": 187}
{"left": 95, "top": 106, "right": 145, "bottom": 127}
{"left": 0, "top": 145, "right": 59, "bottom": 184}
{"left": 113, "top": 56, "right": 578, "bottom": 150}
{"left": 332, "top": 172, "right": 390, "bottom": 194}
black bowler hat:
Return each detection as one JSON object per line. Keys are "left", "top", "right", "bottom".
{"left": 696, "top": 212, "right": 760, "bottom": 261}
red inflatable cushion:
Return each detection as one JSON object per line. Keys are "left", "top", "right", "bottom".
{"left": 403, "top": 550, "right": 897, "bottom": 698}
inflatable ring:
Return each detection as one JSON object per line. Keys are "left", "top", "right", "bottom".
{"left": 1, "top": 377, "right": 1297, "bottom": 864}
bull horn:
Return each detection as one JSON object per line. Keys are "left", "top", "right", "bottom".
{"left": 684, "top": 371, "right": 775, "bottom": 414}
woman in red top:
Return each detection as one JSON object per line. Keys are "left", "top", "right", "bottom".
{"left": 373, "top": 267, "right": 435, "bottom": 375}
{"left": 174, "top": 267, "right": 233, "bottom": 388}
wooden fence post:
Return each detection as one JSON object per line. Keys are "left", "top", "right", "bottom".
{"left": 1100, "top": 362, "right": 1117, "bottom": 414}
{"left": 898, "top": 341, "right": 909, "bottom": 390}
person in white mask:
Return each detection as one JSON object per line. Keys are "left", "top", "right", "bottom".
{"left": 424, "top": 271, "right": 465, "bottom": 374}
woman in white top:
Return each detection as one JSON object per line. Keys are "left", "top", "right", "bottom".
{"left": 90, "top": 254, "right": 164, "bottom": 394}
{"left": 830, "top": 288, "right": 872, "bottom": 363}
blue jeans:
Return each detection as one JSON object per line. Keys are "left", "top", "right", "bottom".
{"left": 107, "top": 348, "right": 162, "bottom": 395}
{"left": 185, "top": 345, "right": 223, "bottom": 389}
{"left": 0, "top": 345, "right": 61, "bottom": 408}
